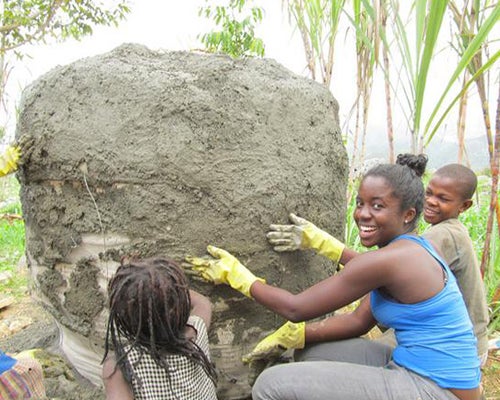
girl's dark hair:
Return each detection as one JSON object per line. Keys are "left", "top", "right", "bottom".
{"left": 103, "top": 257, "right": 217, "bottom": 388}
{"left": 363, "top": 153, "right": 428, "bottom": 231}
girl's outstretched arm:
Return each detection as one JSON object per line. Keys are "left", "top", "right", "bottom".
{"left": 305, "top": 295, "right": 376, "bottom": 342}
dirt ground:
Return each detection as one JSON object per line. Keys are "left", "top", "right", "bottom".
{"left": 483, "top": 354, "right": 500, "bottom": 399}
{"left": 0, "top": 293, "right": 104, "bottom": 399}
{"left": 1, "top": 284, "right": 499, "bottom": 400}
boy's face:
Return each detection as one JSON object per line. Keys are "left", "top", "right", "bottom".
{"left": 424, "top": 174, "right": 472, "bottom": 224}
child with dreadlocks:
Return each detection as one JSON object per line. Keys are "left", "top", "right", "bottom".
{"left": 102, "top": 257, "right": 217, "bottom": 400}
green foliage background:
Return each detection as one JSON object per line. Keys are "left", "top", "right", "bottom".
{"left": 0, "top": 177, "right": 26, "bottom": 298}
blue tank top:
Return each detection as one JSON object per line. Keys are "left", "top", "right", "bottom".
{"left": 370, "top": 234, "right": 480, "bottom": 389}
{"left": 0, "top": 351, "right": 15, "bottom": 374}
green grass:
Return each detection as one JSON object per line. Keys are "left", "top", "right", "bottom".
{"left": 470, "top": 175, "right": 500, "bottom": 333}
{"left": 0, "top": 176, "right": 28, "bottom": 298}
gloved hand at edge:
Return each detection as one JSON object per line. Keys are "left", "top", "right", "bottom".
{"left": 242, "top": 321, "right": 305, "bottom": 364}
{"left": 0, "top": 145, "right": 21, "bottom": 177}
{"left": 266, "top": 213, "right": 345, "bottom": 263}
{"left": 0, "top": 135, "right": 35, "bottom": 177}
{"left": 185, "top": 245, "right": 265, "bottom": 298}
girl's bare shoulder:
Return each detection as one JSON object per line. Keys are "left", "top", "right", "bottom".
{"left": 351, "top": 239, "right": 426, "bottom": 272}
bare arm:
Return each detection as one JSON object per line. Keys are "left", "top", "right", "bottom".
{"left": 189, "top": 290, "right": 212, "bottom": 330}
{"left": 240, "top": 295, "right": 377, "bottom": 365}
{"left": 250, "top": 250, "right": 391, "bottom": 322}
{"left": 305, "top": 295, "right": 376, "bottom": 342}
{"left": 339, "top": 247, "right": 361, "bottom": 265}
{"left": 102, "top": 356, "right": 134, "bottom": 400}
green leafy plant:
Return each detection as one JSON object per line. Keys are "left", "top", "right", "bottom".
{"left": 198, "top": 0, "right": 265, "bottom": 58}
{"left": 465, "top": 175, "right": 500, "bottom": 334}
{"left": 0, "top": 176, "right": 26, "bottom": 297}
{"left": 0, "top": 0, "right": 130, "bottom": 51}
{"left": 283, "top": 0, "right": 346, "bottom": 86}
{"left": 0, "top": 0, "right": 131, "bottom": 131}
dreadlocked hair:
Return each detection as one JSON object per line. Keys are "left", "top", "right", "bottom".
{"left": 103, "top": 257, "right": 217, "bottom": 386}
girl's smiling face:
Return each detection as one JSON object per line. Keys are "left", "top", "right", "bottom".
{"left": 354, "top": 176, "right": 416, "bottom": 248}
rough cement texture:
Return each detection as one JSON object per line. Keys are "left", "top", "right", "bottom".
{"left": 16, "top": 43, "right": 348, "bottom": 399}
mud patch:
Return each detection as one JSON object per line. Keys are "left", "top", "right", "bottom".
{"left": 16, "top": 43, "right": 348, "bottom": 398}
{"left": 64, "top": 259, "right": 105, "bottom": 332}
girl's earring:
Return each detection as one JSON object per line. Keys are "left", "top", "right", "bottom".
{"left": 404, "top": 220, "right": 408, "bottom": 224}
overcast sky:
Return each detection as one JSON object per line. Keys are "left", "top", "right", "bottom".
{"left": 5, "top": 1, "right": 316, "bottom": 137}
{"left": 4, "top": 0, "right": 495, "bottom": 149}
{"left": 11, "top": 2, "right": 307, "bottom": 93}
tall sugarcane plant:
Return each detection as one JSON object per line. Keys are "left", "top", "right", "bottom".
{"left": 347, "top": 0, "right": 380, "bottom": 181}
{"left": 282, "top": 0, "right": 346, "bottom": 86}
{"left": 444, "top": 1, "right": 500, "bottom": 282}
{"left": 276, "top": 0, "right": 500, "bottom": 322}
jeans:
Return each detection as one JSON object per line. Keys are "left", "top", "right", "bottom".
{"left": 252, "top": 338, "right": 459, "bottom": 400}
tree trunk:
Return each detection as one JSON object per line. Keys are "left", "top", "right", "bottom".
{"left": 480, "top": 80, "right": 500, "bottom": 277}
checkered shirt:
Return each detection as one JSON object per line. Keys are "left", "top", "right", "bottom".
{"left": 126, "top": 315, "right": 217, "bottom": 400}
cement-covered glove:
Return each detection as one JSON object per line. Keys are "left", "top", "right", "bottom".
{"left": 0, "top": 145, "right": 21, "bottom": 177}
{"left": 242, "top": 321, "right": 305, "bottom": 364}
{"left": 185, "top": 245, "right": 265, "bottom": 298}
{"left": 267, "top": 213, "right": 345, "bottom": 263}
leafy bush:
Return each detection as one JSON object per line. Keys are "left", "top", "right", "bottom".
{"left": 0, "top": 176, "right": 27, "bottom": 297}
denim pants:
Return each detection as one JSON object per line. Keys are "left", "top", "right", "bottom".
{"left": 252, "top": 338, "right": 459, "bottom": 400}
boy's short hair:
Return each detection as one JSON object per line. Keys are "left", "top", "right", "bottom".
{"left": 434, "top": 163, "right": 477, "bottom": 200}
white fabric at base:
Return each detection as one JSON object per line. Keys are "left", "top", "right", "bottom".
{"left": 58, "top": 322, "right": 103, "bottom": 387}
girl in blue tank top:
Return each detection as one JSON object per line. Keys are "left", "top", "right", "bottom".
{"left": 371, "top": 234, "right": 480, "bottom": 389}
{"left": 186, "top": 154, "right": 482, "bottom": 400}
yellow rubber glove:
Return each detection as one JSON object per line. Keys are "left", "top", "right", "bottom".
{"left": 14, "top": 348, "right": 42, "bottom": 360}
{"left": 185, "top": 245, "right": 265, "bottom": 298}
{"left": 243, "top": 321, "right": 305, "bottom": 387}
{"left": 0, "top": 145, "right": 21, "bottom": 177}
{"left": 266, "top": 213, "right": 345, "bottom": 263}
{"left": 242, "top": 321, "right": 305, "bottom": 364}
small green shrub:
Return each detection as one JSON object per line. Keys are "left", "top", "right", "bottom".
{"left": 0, "top": 176, "right": 27, "bottom": 298}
